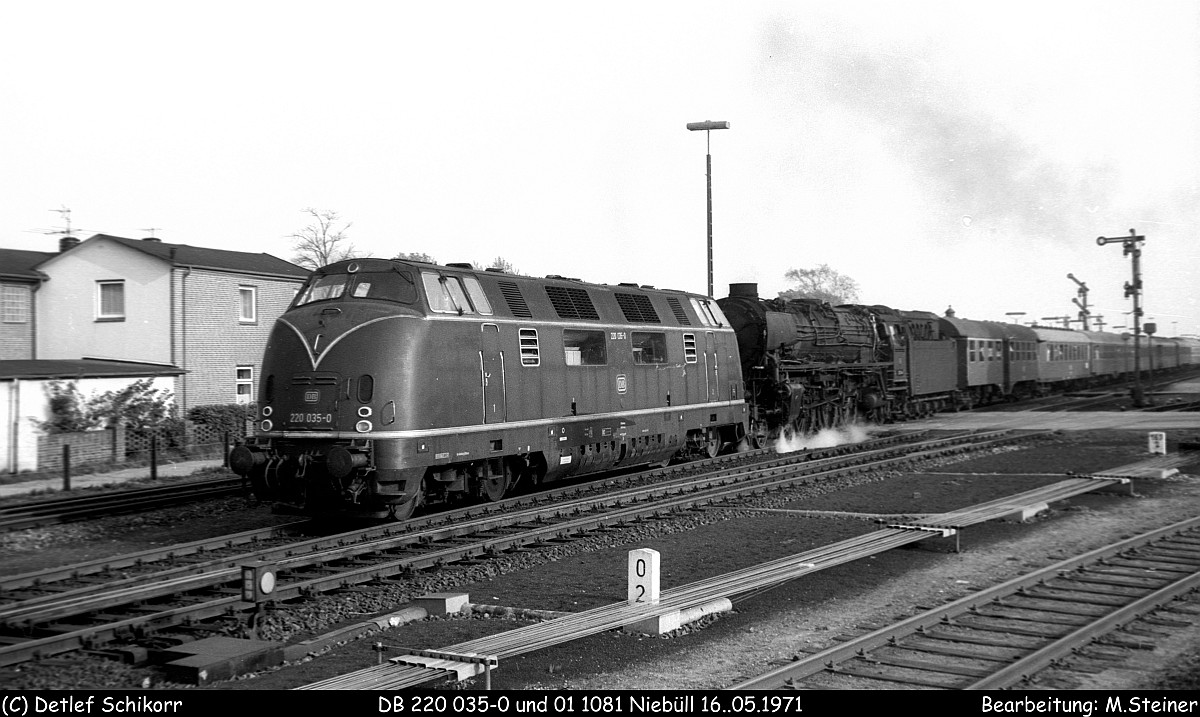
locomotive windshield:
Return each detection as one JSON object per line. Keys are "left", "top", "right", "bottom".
{"left": 294, "top": 269, "right": 418, "bottom": 306}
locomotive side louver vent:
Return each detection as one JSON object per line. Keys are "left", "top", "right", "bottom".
{"left": 546, "top": 285, "right": 599, "bottom": 320}
{"left": 498, "top": 281, "right": 533, "bottom": 318}
{"left": 666, "top": 297, "right": 690, "bottom": 325}
{"left": 615, "top": 292, "right": 661, "bottom": 323}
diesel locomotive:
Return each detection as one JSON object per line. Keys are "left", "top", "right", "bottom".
{"left": 230, "top": 258, "right": 747, "bottom": 519}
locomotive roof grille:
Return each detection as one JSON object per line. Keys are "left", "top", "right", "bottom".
{"left": 615, "top": 292, "right": 662, "bottom": 324}
{"left": 667, "top": 296, "right": 691, "bottom": 325}
{"left": 498, "top": 280, "right": 533, "bottom": 318}
{"left": 545, "top": 285, "right": 600, "bottom": 320}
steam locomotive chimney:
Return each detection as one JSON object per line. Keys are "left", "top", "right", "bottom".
{"left": 728, "top": 283, "right": 758, "bottom": 299}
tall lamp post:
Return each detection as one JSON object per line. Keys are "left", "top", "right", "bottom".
{"left": 687, "top": 120, "right": 730, "bottom": 297}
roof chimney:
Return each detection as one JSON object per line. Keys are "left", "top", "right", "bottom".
{"left": 59, "top": 235, "right": 80, "bottom": 252}
{"left": 142, "top": 236, "right": 162, "bottom": 242}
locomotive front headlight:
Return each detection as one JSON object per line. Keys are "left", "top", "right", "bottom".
{"left": 261, "top": 419, "right": 274, "bottom": 432}
{"left": 355, "top": 420, "right": 372, "bottom": 433}
{"left": 262, "top": 406, "right": 273, "bottom": 417}
{"left": 357, "top": 406, "right": 372, "bottom": 418}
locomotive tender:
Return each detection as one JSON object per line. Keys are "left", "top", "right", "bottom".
{"left": 230, "top": 258, "right": 747, "bottom": 519}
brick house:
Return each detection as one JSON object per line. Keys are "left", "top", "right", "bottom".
{"left": 0, "top": 248, "right": 50, "bottom": 360}
{"left": 30, "top": 233, "right": 310, "bottom": 414}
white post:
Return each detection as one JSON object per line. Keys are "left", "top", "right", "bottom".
{"left": 628, "top": 548, "right": 660, "bottom": 605}
{"left": 1148, "top": 432, "right": 1167, "bottom": 455}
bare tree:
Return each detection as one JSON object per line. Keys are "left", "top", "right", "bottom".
{"left": 778, "top": 264, "right": 861, "bottom": 305}
{"left": 392, "top": 251, "right": 438, "bottom": 263}
{"left": 487, "top": 256, "right": 519, "bottom": 274}
{"left": 289, "top": 208, "right": 358, "bottom": 270}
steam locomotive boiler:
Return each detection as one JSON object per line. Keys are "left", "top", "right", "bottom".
{"left": 718, "top": 283, "right": 898, "bottom": 444}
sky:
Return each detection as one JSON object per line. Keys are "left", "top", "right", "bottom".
{"left": 2, "top": 1, "right": 1197, "bottom": 335}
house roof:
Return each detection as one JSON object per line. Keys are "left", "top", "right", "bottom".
{"left": 0, "top": 248, "right": 54, "bottom": 282}
{"left": 85, "top": 234, "right": 310, "bottom": 279}
{"left": 0, "top": 359, "right": 186, "bottom": 381}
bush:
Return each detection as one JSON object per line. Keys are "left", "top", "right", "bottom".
{"left": 187, "top": 403, "right": 255, "bottom": 437}
{"left": 38, "top": 378, "right": 175, "bottom": 434}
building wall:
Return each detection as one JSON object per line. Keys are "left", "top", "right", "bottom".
{"left": 174, "top": 267, "right": 302, "bottom": 414}
{"left": 0, "top": 282, "right": 35, "bottom": 359}
{"left": 2, "top": 375, "right": 175, "bottom": 473}
{"left": 35, "top": 239, "right": 173, "bottom": 363}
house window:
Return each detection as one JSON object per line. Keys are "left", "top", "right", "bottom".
{"left": 2, "top": 285, "right": 30, "bottom": 323}
{"left": 97, "top": 281, "right": 125, "bottom": 321}
{"left": 239, "top": 286, "right": 257, "bottom": 323}
{"left": 236, "top": 366, "right": 254, "bottom": 404}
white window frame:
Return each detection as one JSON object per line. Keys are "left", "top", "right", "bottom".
{"left": 239, "top": 286, "right": 257, "bottom": 323}
{"left": 96, "top": 280, "right": 125, "bottom": 321}
{"left": 236, "top": 366, "right": 254, "bottom": 404}
{"left": 2, "top": 285, "right": 30, "bottom": 324}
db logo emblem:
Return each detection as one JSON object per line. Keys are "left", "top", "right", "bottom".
{"left": 304, "top": 390, "right": 319, "bottom": 403}
{"left": 616, "top": 374, "right": 627, "bottom": 394}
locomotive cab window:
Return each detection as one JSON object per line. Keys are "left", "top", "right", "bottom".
{"left": 690, "top": 298, "right": 727, "bottom": 327}
{"left": 295, "top": 270, "right": 417, "bottom": 306}
{"left": 421, "top": 272, "right": 493, "bottom": 315}
{"left": 563, "top": 329, "right": 606, "bottom": 366}
{"left": 631, "top": 332, "right": 668, "bottom": 364}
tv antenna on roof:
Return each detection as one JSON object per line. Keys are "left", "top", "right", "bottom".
{"left": 50, "top": 206, "right": 72, "bottom": 235}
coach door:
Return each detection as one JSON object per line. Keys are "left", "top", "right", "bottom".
{"left": 704, "top": 332, "right": 719, "bottom": 402}
{"left": 480, "top": 324, "right": 506, "bottom": 423}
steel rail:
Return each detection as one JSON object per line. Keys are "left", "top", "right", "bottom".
{"left": 727, "top": 515, "right": 1200, "bottom": 690}
{"left": 0, "top": 431, "right": 1030, "bottom": 667}
{"left": 0, "top": 429, "right": 977, "bottom": 608}
{"left": 303, "top": 464, "right": 1134, "bottom": 689}
{"left": 0, "top": 477, "right": 248, "bottom": 532}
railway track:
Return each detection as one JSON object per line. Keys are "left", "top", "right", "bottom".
{"left": 0, "top": 477, "right": 249, "bottom": 533}
{"left": 0, "top": 429, "right": 1036, "bottom": 668}
{"left": 728, "top": 516, "right": 1200, "bottom": 690}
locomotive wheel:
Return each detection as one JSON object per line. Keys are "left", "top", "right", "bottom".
{"left": 482, "top": 472, "right": 510, "bottom": 502}
{"left": 704, "top": 439, "right": 721, "bottom": 459}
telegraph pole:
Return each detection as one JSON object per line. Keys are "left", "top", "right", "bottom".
{"left": 1096, "top": 230, "right": 1147, "bottom": 407}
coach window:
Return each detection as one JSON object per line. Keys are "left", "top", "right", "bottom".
{"left": 563, "top": 329, "right": 606, "bottom": 366}
{"left": 632, "top": 332, "right": 668, "bottom": 364}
